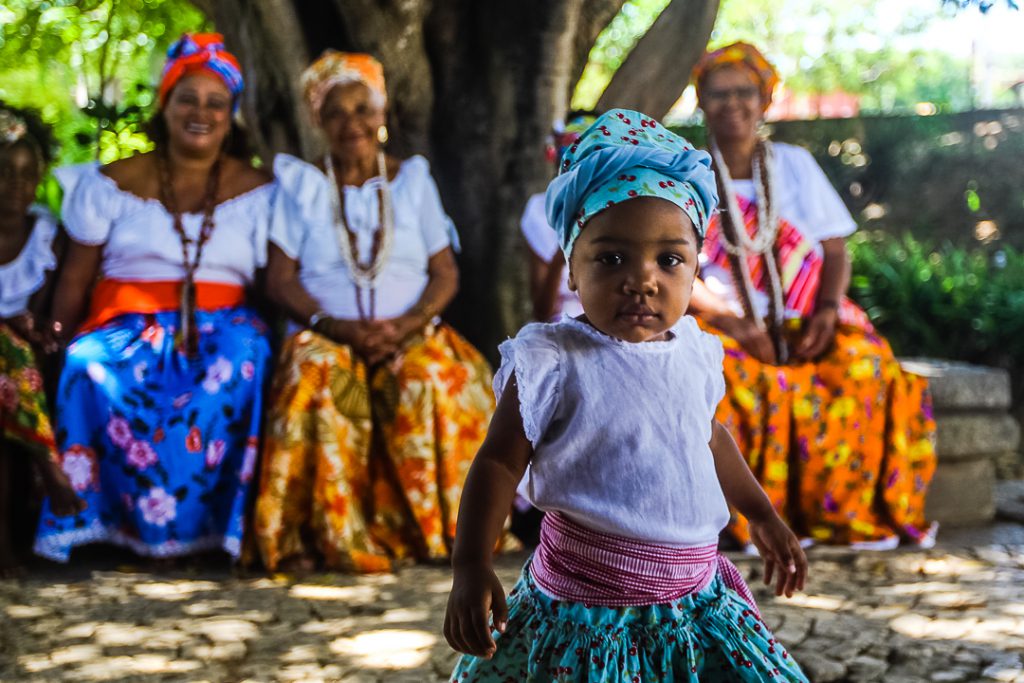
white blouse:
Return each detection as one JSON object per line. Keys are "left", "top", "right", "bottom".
{"left": 520, "top": 192, "right": 583, "bottom": 320}
{"left": 0, "top": 205, "right": 58, "bottom": 317}
{"left": 497, "top": 315, "right": 730, "bottom": 546}
{"left": 271, "top": 154, "right": 458, "bottom": 321}
{"left": 54, "top": 163, "right": 273, "bottom": 285}
{"left": 700, "top": 142, "right": 857, "bottom": 319}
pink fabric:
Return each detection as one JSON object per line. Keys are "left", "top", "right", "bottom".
{"left": 531, "top": 512, "right": 760, "bottom": 614}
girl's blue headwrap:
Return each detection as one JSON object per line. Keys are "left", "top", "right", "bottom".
{"left": 545, "top": 109, "right": 718, "bottom": 260}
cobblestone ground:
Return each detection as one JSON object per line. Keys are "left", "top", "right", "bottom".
{"left": 2, "top": 524, "right": 1024, "bottom": 682}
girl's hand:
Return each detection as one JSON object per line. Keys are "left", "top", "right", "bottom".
{"left": 793, "top": 308, "right": 838, "bottom": 361}
{"left": 38, "top": 462, "right": 87, "bottom": 517}
{"left": 443, "top": 564, "right": 508, "bottom": 658}
{"left": 748, "top": 513, "right": 807, "bottom": 598}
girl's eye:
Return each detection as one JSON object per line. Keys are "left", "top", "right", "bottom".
{"left": 597, "top": 253, "right": 623, "bottom": 266}
{"left": 658, "top": 253, "right": 684, "bottom": 268}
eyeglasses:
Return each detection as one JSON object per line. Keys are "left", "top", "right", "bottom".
{"left": 702, "top": 86, "right": 760, "bottom": 104}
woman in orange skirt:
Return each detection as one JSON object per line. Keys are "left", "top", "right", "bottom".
{"left": 688, "top": 43, "right": 937, "bottom": 549}
{"left": 254, "top": 52, "right": 496, "bottom": 573}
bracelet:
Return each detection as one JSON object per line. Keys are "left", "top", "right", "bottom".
{"left": 817, "top": 299, "right": 840, "bottom": 312}
{"left": 308, "top": 310, "right": 330, "bottom": 330}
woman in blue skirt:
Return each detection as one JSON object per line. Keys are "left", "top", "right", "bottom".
{"left": 34, "top": 33, "right": 273, "bottom": 562}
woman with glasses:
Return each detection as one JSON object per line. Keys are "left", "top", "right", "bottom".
{"left": 688, "top": 42, "right": 938, "bottom": 551}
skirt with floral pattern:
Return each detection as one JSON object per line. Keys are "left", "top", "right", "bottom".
{"left": 450, "top": 563, "right": 808, "bottom": 683}
{"left": 34, "top": 308, "right": 271, "bottom": 562}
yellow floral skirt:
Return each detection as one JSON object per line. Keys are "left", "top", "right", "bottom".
{"left": 0, "top": 323, "right": 57, "bottom": 461}
{"left": 254, "top": 324, "right": 495, "bottom": 573}
{"left": 702, "top": 321, "right": 938, "bottom": 547}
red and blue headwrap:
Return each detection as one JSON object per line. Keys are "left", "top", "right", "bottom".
{"left": 158, "top": 33, "right": 244, "bottom": 112}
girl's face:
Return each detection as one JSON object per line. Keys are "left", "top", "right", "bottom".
{"left": 162, "top": 72, "right": 234, "bottom": 156}
{"left": 0, "top": 143, "right": 42, "bottom": 219}
{"left": 700, "top": 65, "right": 764, "bottom": 144}
{"left": 568, "top": 197, "right": 700, "bottom": 343}
{"left": 319, "top": 81, "right": 387, "bottom": 161}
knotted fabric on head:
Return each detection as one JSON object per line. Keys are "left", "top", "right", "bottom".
{"left": 545, "top": 108, "right": 718, "bottom": 261}
{"left": 301, "top": 51, "right": 387, "bottom": 125}
{"left": 693, "top": 41, "right": 779, "bottom": 111}
{"left": 158, "top": 33, "right": 244, "bottom": 112}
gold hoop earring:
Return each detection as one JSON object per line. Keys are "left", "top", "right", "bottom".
{"left": 377, "top": 125, "right": 389, "bottom": 145}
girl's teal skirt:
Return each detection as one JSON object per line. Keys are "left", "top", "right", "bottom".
{"left": 451, "top": 563, "right": 808, "bottom": 682}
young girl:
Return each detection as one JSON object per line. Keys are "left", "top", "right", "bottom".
{"left": 0, "top": 103, "right": 82, "bottom": 574}
{"left": 444, "top": 109, "right": 809, "bottom": 681}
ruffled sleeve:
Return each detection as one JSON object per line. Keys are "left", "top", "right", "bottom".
{"left": 493, "top": 322, "right": 562, "bottom": 448}
{"left": 0, "top": 206, "right": 59, "bottom": 316}
{"left": 405, "top": 155, "right": 461, "bottom": 254}
{"left": 775, "top": 143, "right": 856, "bottom": 242}
{"left": 53, "top": 163, "right": 124, "bottom": 246}
{"left": 270, "top": 153, "right": 332, "bottom": 260}
{"left": 520, "top": 193, "right": 560, "bottom": 262}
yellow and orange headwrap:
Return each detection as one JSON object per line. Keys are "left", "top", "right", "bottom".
{"left": 158, "top": 33, "right": 244, "bottom": 112}
{"left": 301, "top": 50, "right": 387, "bottom": 124}
{"left": 693, "top": 42, "right": 779, "bottom": 111}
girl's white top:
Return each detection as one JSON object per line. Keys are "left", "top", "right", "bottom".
{"left": 699, "top": 142, "right": 857, "bottom": 319}
{"left": 496, "top": 315, "right": 730, "bottom": 546}
{"left": 520, "top": 192, "right": 583, "bottom": 320}
{"left": 53, "top": 163, "right": 274, "bottom": 286}
{"left": 0, "top": 205, "right": 58, "bottom": 317}
{"left": 271, "top": 154, "right": 459, "bottom": 321}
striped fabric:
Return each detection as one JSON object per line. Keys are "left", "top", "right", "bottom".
{"left": 531, "top": 512, "right": 759, "bottom": 613}
{"left": 703, "top": 193, "right": 871, "bottom": 329}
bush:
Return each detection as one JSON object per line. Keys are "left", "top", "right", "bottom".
{"left": 848, "top": 232, "right": 1024, "bottom": 398}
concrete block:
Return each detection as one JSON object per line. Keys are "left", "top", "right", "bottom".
{"left": 925, "top": 457, "right": 995, "bottom": 527}
{"left": 899, "top": 358, "right": 1012, "bottom": 412}
{"left": 935, "top": 414, "right": 1021, "bottom": 460}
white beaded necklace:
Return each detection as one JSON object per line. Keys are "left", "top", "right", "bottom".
{"left": 325, "top": 150, "right": 395, "bottom": 319}
{"left": 711, "top": 138, "right": 786, "bottom": 332}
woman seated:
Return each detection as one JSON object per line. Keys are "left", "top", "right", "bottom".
{"left": 0, "top": 103, "right": 82, "bottom": 574}
{"left": 34, "top": 34, "right": 274, "bottom": 562}
{"left": 688, "top": 43, "right": 937, "bottom": 549}
{"left": 520, "top": 113, "right": 596, "bottom": 322}
{"left": 254, "top": 51, "right": 496, "bottom": 573}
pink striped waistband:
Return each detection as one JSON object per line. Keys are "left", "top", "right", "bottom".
{"left": 531, "top": 512, "right": 758, "bottom": 612}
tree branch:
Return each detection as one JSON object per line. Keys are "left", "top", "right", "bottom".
{"left": 597, "top": 0, "right": 719, "bottom": 118}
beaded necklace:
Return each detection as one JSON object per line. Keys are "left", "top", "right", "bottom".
{"left": 325, "top": 150, "right": 394, "bottom": 321}
{"left": 711, "top": 138, "right": 788, "bottom": 363}
{"left": 157, "top": 152, "right": 222, "bottom": 356}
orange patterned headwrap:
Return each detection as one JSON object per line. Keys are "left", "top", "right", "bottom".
{"left": 693, "top": 42, "right": 779, "bottom": 110}
{"left": 301, "top": 51, "right": 387, "bottom": 124}
{"left": 157, "top": 33, "right": 244, "bottom": 112}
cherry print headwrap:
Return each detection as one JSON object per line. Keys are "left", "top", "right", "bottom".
{"left": 545, "top": 108, "right": 718, "bottom": 260}
{"left": 693, "top": 41, "right": 779, "bottom": 111}
{"left": 301, "top": 51, "right": 387, "bottom": 125}
{"left": 157, "top": 33, "right": 244, "bottom": 112}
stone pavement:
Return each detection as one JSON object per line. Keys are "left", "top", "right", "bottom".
{"left": 2, "top": 525, "right": 1024, "bottom": 683}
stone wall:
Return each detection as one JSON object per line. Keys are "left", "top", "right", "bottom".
{"left": 902, "top": 359, "right": 1023, "bottom": 527}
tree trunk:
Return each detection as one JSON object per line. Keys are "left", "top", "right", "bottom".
{"left": 598, "top": 0, "right": 720, "bottom": 118}
{"left": 197, "top": 0, "right": 717, "bottom": 355}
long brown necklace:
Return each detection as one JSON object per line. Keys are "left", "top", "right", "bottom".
{"left": 711, "top": 140, "right": 789, "bottom": 363}
{"left": 325, "top": 151, "right": 394, "bottom": 322}
{"left": 157, "top": 152, "right": 222, "bottom": 356}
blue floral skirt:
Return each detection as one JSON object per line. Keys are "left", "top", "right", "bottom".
{"left": 451, "top": 563, "right": 808, "bottom": 682}
{"left": 34, "top": 308, "right": 271, "bottom": 562}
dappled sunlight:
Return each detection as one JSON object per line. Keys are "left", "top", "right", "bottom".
{"left": 132, "top": 579, "right": 221, "bottom": 600}
{"left": 289, "top": 583, "right": 378, "bottom": 601}
{"left": 329, "top": 628, "right": 437, "bottom": 670}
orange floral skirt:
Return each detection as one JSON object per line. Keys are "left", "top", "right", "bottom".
{"left": 701, "top": 320, "right": 938, "bottom": 547}
{"left": 254, "top": 324, "right": 496, "bottom": 573}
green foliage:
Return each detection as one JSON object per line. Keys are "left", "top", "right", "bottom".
{"left": 0, "top": 0, "right": 208, "bottom": 166}
{"left": 848, "top": 232, "right": 1024, "bottom": 371}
